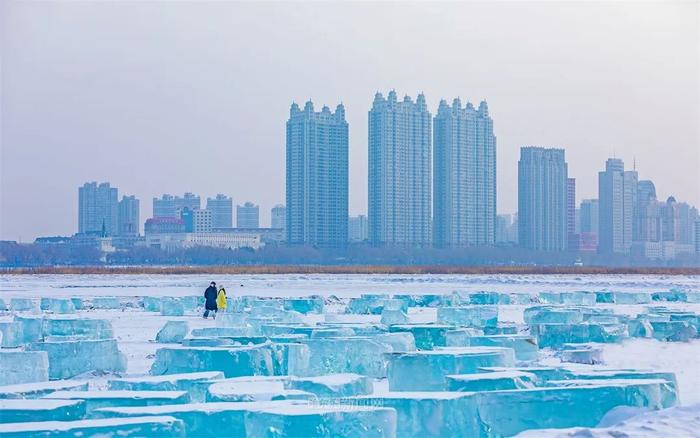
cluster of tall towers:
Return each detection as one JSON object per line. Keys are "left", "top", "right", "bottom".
{"left": 286, "top": 90, "right": 497, "bottom": 248}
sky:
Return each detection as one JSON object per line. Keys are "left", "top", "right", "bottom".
{"left": 1, "top": 1, "right": 698, "bottom": 241}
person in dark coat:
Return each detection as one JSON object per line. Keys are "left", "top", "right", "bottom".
{"left": 203, "top": 281, "right": 218, "bottom": 319}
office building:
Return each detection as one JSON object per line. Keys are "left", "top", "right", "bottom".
{"left": 598, "top": 158, "right": 637, "bottom": 255}
{"left": 78, "top": 182, "right": 119, "bottom": 236}
{"left": 271, "top": 205, "right": 286, "bottom": 229}
{"left": 118, "top": 195, "right": 140, "bottom": 236}
{"left": 567, "top": 178, "right": 577, "bottom": 250}
{"left": 496, "top": 214, "right": 518, "bottom": 244}
{"left": 518, "top": 147, "right": 568, "bottom": 251}
{"left": 286, "top": 100, "right": 348, "bottom": 247}
{"left": 206, "top": 194, "right": 233, "bottom": 228}
{"left": 368, "top": 91, "right": 431, "bottom": 247}
{"left": 433, "top": 98, "right": 496, "bottom": 247}
{"left": 580, "top": 199, "right": 599, "bottom": 235}
{"left": 237, "top": 202, "right": 260, "bottom": 229}
{"left": 348, "top": 215, "right": 369, "bottom": 243}
{"left": 153, "top": 193, "right": 200, "bottom": 218}
{"left": 144, "top": 217, "right": 185, "bottom": 235}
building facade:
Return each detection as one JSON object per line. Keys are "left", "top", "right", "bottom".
{"left": 118, "top": 195, "right": 140, "bottom": 236}
{"left": 433, "top": 98, "right": 496, "bottom": 247}
{"left": 518, "top": 147, "right": 568, "bottom": 251}
{"left": 206, "top": 194, "right": 233, "bottom": 228}
{"left": 78, "top": 182, "right": 119, "bottom": 236}
{"left": 286, "top": 100, "right": 348, "bottom": 247}
{"left": 368, "top": 91, "right": 431, "bottom": 247}
{"left": 271, "top": 205, "right": 286, "bottom": 230}
{"left": 598, "top": 158, "right": 637, "bottom": 255}
{"left": 348, "top": 215, "right": 369, "bottom": 243}
{"left": 567, "top": 178, "right": 577, "bottom": 250}
{"left": 153, "top": 193, "right": 200, "bottom": 218}
{"left": 237, "top": 202, "right": 260, "bottom": 229}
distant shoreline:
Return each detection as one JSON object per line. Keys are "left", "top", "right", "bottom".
{"left": 2, "top": 265, "right": 699, "bottom": 275}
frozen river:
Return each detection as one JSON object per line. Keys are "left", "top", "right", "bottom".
{"left": 2, "top": 273, "right": 699, "bottom": 298}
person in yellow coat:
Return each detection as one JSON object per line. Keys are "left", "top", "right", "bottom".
{"left": 216, "top": 286, "right": 227, "bottom": 312}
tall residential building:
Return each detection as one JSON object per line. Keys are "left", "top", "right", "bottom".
{"left": 271, "top": 205, "right": 286, "bottom": 229}
{"left": 206, "top": 194, "right": 233, "bottom": 228}
{"left": 567, "top": 178, "right": 577, "bottom": 250}
{"left": 237, "top": 202, "right": 260, "bottom": 228}
{"left": 368, "top": 91, "right": 431, "bottom": 247}
{"left": 580, "top": 199, "right": 599, "bottom": 235}
{"left": 695, "top": 220, "right": 700, "bottom": 254}
{"left": 635, "top": 180, "right": 656, "bottom": 241}
{"left": 495, "top": 214, "right": 518, "bottom": 244}
{"left": 518, "top": 147, "right": 568, "bottom": 251}
{"left": 78, "top": 182, "right": 119, "bottom": 236}
{"left": 348, "top": 215, "right": 369, "bottom": 243}
{"left": 433, "top": 98, "right": 496, "bottom": 247}
{"left": 598, "top": 158, "right": 638, "bottom": 254}
{"left": 118, "top": 195, "right": 140, "bottom": 236}
{"left": 193, "top": 208, "right": 213, "bottom": 233}
{"left": 153, "top": 193, "right": 200, "bottom": 218}
{"left": 286, "top": 100, "right": 348, "bottom": 247}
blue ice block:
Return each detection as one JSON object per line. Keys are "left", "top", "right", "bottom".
{"left": 243, "top": 405, "right": 396, "bottom": 438}
{"left": 411, "top": 294, "right": 453, "bottom": 307}
{"left": 27, "top": 339, "right": 126, "bottom": 379}
{"left": 465, "top": 291, "right": 511, "bottom": 305}
{"left": 10, "top": 298, "right": 37, "bottom": 312}
{"left": 0, "top": 298, "right": 6, "bottom": 311}
{"left": 189, "top": 327, "right": 251, "bottom": 338}
{"left": 556, "top": 344, "right": 603, "bottom": 364}
{"left": 380, "top": 309, "right": 409, "bottom": 325}
{"left": 179, "top": 296, "right": 202, "bottom": 312}
{"left": 91, "top": 297, "right": 121, "bottom": 309}
{"left": 215, "top": 313, "right": 248, "bottom": 327}
{"left": 545, "top": 378, "right": 677, "bottom": 408}
{"left": 40, "top": 298, "right": 75, "bottom": 314}
{"left": 0, "top": 380, "right": 89, "bottom": 399}
{"left": 389, "top": 324, "right": 452, "bottom": 350}
{"left": 269, "top": 342, "right": 310, "bottom": 376}
{"left": 563, "top": 369, "right": 677, "bottom": 390}
{"left": 614, "top": 292, "right": 651, "bottom": 304}
{"left": 652, "top": 291, "right": 687, "bottom": 302}
{"left": 524, "top": 306, "right": 583, "bottom": 324}
{"left": 372, "top": 332, "right": 416, "bottom": 352}
{"left": 14, "top": 315, "right": 43, "bottom": 343}
{"left": 156, "top": 321, "right": 189, "bottom": 343}
{"left": 286, "top": 373, "right": 373, "bottom": 398}
{"left": 595, "top": 292, "right": 614, "bottom": 303}
{"left": 283, "top": 297, "right": 324, "bottom": 314}
{"left": 475, "top": 379, "right": 677, "bottom": 437}
{"left": 206, "top": 376, "right": 314, "bottom": 402}
{"left": 150, "top": 345, "right": 274, "bottom": 378}
{"left": 628, "top": 317, "right": 654, "bottom": 338}
{"left": 142, "top": 296, "right": 161, "bottom": 312}
{"left": 0, "top": 399, "right": 86, "bottom": 423}
{"left": 0, "top": 322, "right": 23, "bottom": 347}
{"left": 538, "top": 292, "right": 561, "bottom": 304}
{"left": 560, "top": 291, "right": 597, "bottom": 305}
{"left": 298, "top": 338, "right": 392, "bottom": 378}
{"left": 310, "top": 327, "right": 356, "bottom": 338}
{"left": 249, "top": 306, "right": 303, "bottom": 323}
{"left": 447, "top": 370, "right": 536, "bottom": 391}
{"left": 0, "top": 351, "right": 49, "bottom": 386}
{"left": 483, "top": 324, "right": 518, "bottom": 335}
{"left": 382, "top": 298, "right": 409, "bottom": 312}
{"left": 345, "top": 295, "right": 391, "bottom": 314}
{"left": 42, "top": 317, "right": 114, "bottom": 339}
{"left": 650, "top": 321, "right": 697, "bottom": 341}
{"left": 437, "top": 306, "right": 498, "bottom": 328}
{"left": 70, "top": 298, "right": 83, "bottom": 310}
{"left": 467, "top": 335, "right": 539, "bottom": 361}
{"left": 160, "top": 298, "right": 184, "bottom": 316}
{"left": 0, "top": 416, "right": 185, "bottom": 437}
{"left": 108, "top": 372, "right": 224, "bottom": 403}
{"left": 387, "top": 347, "right": 516, "bottom": 391}
{"left": 478, "top": 366, "right": 567, "bottom": 383}
{"left": 92, "top": 400, "right": 307, "bottom": 438}
{"left": 530, "top": 323, "right": 627, "bottom": 348}
{"left": 343, "top": 392, "right": 482, "bottom": 437}
{"left": 43, "top": 390, "right": 190, "bottom": 414}
{"left": 444, "top": 328, "right": 483, "bottom": 347}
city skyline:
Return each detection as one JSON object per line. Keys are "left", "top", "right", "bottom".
{"left": 1, "top": 1, "right": 698, "bottom": 241}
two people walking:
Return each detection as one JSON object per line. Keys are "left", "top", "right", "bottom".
{"left": 203, "top": 281, "right": 227, "bottom": 319}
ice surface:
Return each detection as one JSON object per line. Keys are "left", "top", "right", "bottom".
{"left": 343, "top": 392, "right": 482, "bottom": 437}
{"left": 0, "top": 322, "right": 22, "bottom": 347}
{"left": 387, "top": 347, "right": 516, "bottom": 391}
{"left": 0, "top": 415, "right": 185, "bottom": 437}
{"left": 155, "top": 321, "right": 189, "bottom": 343}
{"left": 160, "top": 297, "right": 185, "bottom": 316}
{"left": 389, "top": 324, "right": 451, "bottom": 350}
{"left": 150, "top": 345, "right": 274, "bottom": 377}
{"left": 108, "top": 371, "right": 224, "bottom": 403}
{"left": 0, "top": 380, "right": 89, "bottom": 400}
{"left": 0, "top": 351, "right": 49, "bottom": 386}
{"left": 92, "top": 400, "right": 307, "bottom": 438}
{"left": 28, "top": 338, "right": 126, "bottom": 379}
{"left": 380, "top": 308, "right": 409, "bottom": 325}
{"left": 531, "top": 323, "right": 627, "bottom": 348}
{"left": 283, "top": 297, "right": 324, "bottom": 314}
{"left": 206, "top": 377, "right": 315, "bottom": 402}
{"left": 437, "top": 306, "right": 498, "bottom": 328}
{"left": 243, "top": 404, "right": 397, "bottom": 438}
{"left": 43, "top": 390, "right": 190, "bottom": 413}
{"left": 447, "top": 370, "right": 536, "bottom": 391}
{"left": 42, "top": 317, "right": 114, "bottom": 339}
{"left": 91, "top": 296, "right": 121, "bottom": 309}
{"left": 286, "top": 373, "right": 373, "bottom": 397}
{"left": 0, "top": 399, "right": 86, "bottom": 423}
{"left": 40, "top": 298, "right": 76, "bottom": 314}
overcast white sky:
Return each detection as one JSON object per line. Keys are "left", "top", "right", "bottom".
{"left": 1, "top": 1, "right": 698, "bottom": 241}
